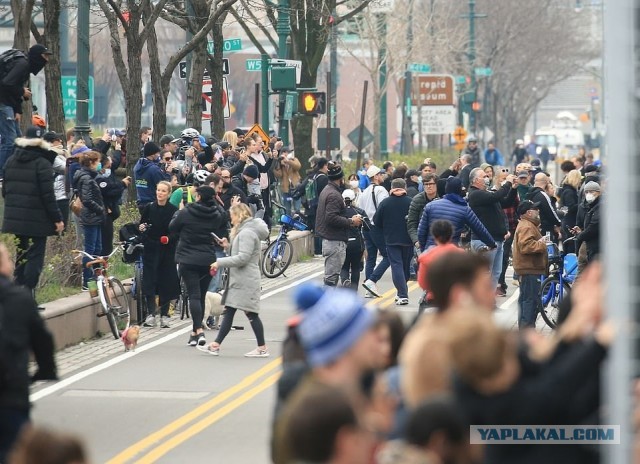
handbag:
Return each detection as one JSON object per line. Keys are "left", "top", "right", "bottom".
{"left": 70, "top": 192, "right": 83, "bottom": 216}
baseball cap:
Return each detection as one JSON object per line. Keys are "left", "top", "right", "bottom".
{"left": 159, "top": 134, "right": 176, "bottom": 146}
{"left": 25, "top": 126, "right": 44, "bottom": 139}
{"left": 197, "top": 135, "right": 208, "bottom": 148}
{"left": 43, "top": 131, "right": 63, "bottom": 143}
{"left": 517, "top": 200, "right": 540, "bottom": 216}
{"left": 366, "top": 165, "right": 381, "bottom": 178}
{"left": 107, "top": 128, "right": 126, "bottom": 137}
{"left": 517, "top": 171, "right": 529, "bottom": 178}
{"left": 29, "top": 44, "right": 53, "bottom": 56}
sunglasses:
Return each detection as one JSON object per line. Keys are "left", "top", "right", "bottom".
{"left": 163, "top": 157, "right": 173, "bottom": 161}
{"left": 501, "top": 168, "right": 509, "bottom": 173}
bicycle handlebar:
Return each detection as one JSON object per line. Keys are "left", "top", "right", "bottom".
{"left": 71, "top": 246, "right": 121, "bottom": 262}
{"left": 272, "top": 201, "right": 286, "bottom": 212}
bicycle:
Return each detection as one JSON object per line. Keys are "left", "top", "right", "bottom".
{"left": 176, "top": 269, "right": 191, "bottom": 320}
{"left": 72, "top": 247, "right": 131, "bottom": 339}
{"left": 122, "top": 235, "right": 146, "bottom": 324}
{"left": 538, "top": 237, "right": 578, "bottom": 329}
{"left": 261, "top": 201, "right": 308, "bottom": 278}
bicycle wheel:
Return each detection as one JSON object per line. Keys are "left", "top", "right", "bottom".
{"left": 538, "top": 276, "right": 571, "bottom": 329}
{"left": 261, "top": 239, "right": 294, "bottom": 278}
{"left": 178, "top": 278, "right": 190, "bottom": 320}
{"left": 134, "top": 264, "right": 147, "bottom": 323}
{"left": 104, "top": 277, "right": 131, "bottom": 340}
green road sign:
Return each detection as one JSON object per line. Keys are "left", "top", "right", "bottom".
{"left": 474, "top": 67, "right": 492, "bottom": 77}
{"left": 246, "top": 59, "right": 262, "bottom": 71}
{"left": 455, "top": 75, "right": 467, "bottom": 85}
{"left": 284, "top": 92, "right": 297, "bottom": 120}
{"left": 408, "top": 63, "right": 431, "bottom": 73}
{"left": 207, "top": 38, "right": 242, "bottom": 54}
{"left": 62, "top": 76, "right": 94, "bottom": 119}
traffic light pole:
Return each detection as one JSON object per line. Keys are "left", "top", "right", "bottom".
{"left": 276, "top": 0, "right": 290, "bottom": 144}
{"left": 261, "top": 54, "right": 270, "bottom": 130}
{"left": 460, "top": 0, "right": 486, "bottom": 134}
{"left": 74, "top": 0, "right": 91, "bottom": 144}
{"left": 377, "top": 13, "right": 388, "bottom": 158}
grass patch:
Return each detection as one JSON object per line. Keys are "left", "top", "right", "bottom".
{"left": 297, "top": 254, "right": 312, "bottom": 262}
{"left": 36, "top": 285, "right": 82, "bottom": 304}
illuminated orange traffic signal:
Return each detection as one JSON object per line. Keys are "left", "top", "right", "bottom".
{"left": 298, "top": 91, "right": 326, "bottom": 115}
{"left": 472, "top": 101, "right": 481, "bottom": 112}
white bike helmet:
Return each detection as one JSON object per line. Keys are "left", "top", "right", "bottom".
{"left": 193, "top": 169, "right": 209, "bottom": 185}
{"left": 181, "top": 128, "right": 200, "bottom": 139}
{"left": 342, "top": 189, "right": 356, "bottom": 201}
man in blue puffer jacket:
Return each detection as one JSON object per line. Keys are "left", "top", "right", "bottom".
{"left": 134, "top": 141, "right": 170, "bottom": 210}
{"left": 417, "top": 177, "right": 496, "bottom": 251}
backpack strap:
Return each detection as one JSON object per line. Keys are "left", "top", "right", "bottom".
{"left": 371, "top": 185, "right": 378, "bottom": 209}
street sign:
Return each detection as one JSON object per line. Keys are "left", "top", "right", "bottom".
{"left": 410, "top": 106, "right": 457, "bottom": 135}
{"left": 271, "top": 59, "right": 302, "bottom": 84}
{"left": 408, "top": 74, "right": 455, "bottom": 106}
{"left": 246, "top": 59, "right": 262, "bottom": 72}
{"left": 62, "top": 76, "right": 94, "bottom": 119}
{"left": 317, "top": 128, "right": 341, "bottom": 151}
{"left": 455, "top": 75, "right": 467, "bottom": 85}
{"left": 180, "top": 59, "right": 229, "bottom": 79}
{"left": 207, "top": 38, "right": 242, "bottom": 54}
{"left": 408, "top": 63, "right": 431, "bottom": 74}
{"left": 347, "top": 125, "right": 374, "bottom": 148}
{"left": 453, "top": 126, "right": 467, "bottom": 143}
{"left": 284, "top": 93, "right": 296, "bottom": 120}
{"left": 201, "top": 77, "right": 230, "bottom": 121}
{"left": 474, "top": 67, "right": 492, "bottom": 77}
{"left": 454, "top": 141, "right": 466, "bottom": 151}
{"left": 370, "top": 0, "right": 395, "bottom": 14}
{"left": 246, "top": 123, "right": 270, "bottom": 145}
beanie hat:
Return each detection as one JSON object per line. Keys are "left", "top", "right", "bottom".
{"left": 445, "top": 177, "right": 463, "bottom": 195}
{"left": 585, "top": 164, "right": 599, "bottom": 174}
{"left": 583, "top": 181, "right": 601, "bottom": 192}
{"left": 71, "top": 145, "right": 91, "bottom": 156}
{"left": 294, "top": 283, "right": 374, "bottom": 367}
{"left": 143, "top": 142, "right": 160, "bottom": 158}
{"left": 327, "top": 164, "right": 344, "bottom": 180}
{"left": 243, "top": 164, "right": 260, "bottom": 179}
{"left": 25, "top": 126, "right": 44, "bottom": 139}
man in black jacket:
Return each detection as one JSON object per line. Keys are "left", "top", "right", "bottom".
{"left": 526, "top": 172, "right": 561, "bottom": 241}
{"left": 468, "top": 168, "right": 518, "bottom": 294}
{"left": 0, "top": 243, "right": 57, "bottom": 462}
{"left": 463, "top": 137, "right": 481, "bottom": 167}
{"left": 315, "top": 163, "right": 362, "bottom": 286}
{"left": 572, "top": 181, "right": 601, "bottom": 263}
{"left": 0, "top": 45, "right": 53, "bottom": 179}
{"left": 1, "top": 127, "right": 63, "bottom": 294}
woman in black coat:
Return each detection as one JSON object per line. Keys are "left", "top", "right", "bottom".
{"left": 559, "top": 170, "right": 581, "bottom": 254}
{"left": 97, "top": 153, "right": 130, "bottom": 255}
{"left": 72, "top": 150, "right": 105, "bottom": 288}
{"left": 139, "top": 181, "right": 179, "bottom": 328}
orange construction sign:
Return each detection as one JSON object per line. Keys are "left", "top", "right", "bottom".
{"left": 246, "top": 123, "right": 270, "bottom": 146}
{"left": 453, "top": 126, "right": 467, "bottom": 143}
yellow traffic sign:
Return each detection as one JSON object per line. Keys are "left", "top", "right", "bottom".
{"left": 453, "top": 126, "right": 467, "bottom": 143}
{"left": 246, "top": 123, "right": 271, "bottom": 146}
{"left": 454, "top": 141, "right": 466, "bottom": 151}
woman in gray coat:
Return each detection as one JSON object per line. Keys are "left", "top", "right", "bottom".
{"left": 200, "top": 203, "right": 271, "bottom": 357}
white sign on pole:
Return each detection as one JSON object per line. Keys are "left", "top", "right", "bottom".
{"left": 270, "top": 59, "right": 302, "bottom": 84}
{"left": 410, "top": 106, "right": 457, "bottom": 135}
{"left": 202, "top": 77, "right": 230, "bottom": 121}
{"left": 369, "top": 0, "right": 395, "bottom": 14}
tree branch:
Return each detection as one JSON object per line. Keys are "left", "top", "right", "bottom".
{"left": 239, "top": 0, "right": 278, "bottom": 51}
{"left": 105, "top": 0, "right": 129, "bottom": 34}
{"left": 230, "top": 6, "right": 269, "bottom": 55}
{"left": 140, "top": 0, "right": 171, "bottom": 44}
{"left": 335, "top": 0, "right": 372, "bottom": 26}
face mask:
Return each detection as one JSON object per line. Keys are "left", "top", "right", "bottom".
{"left": 349, "top": 180, "right": 359, "bottom": 189}
{"left": 103, "top": 168, "right": 112, "bottom": 177}
{"left": 585, "top": 193, "right": 596, "bottom": 203}
{"left": 484, "top": 178, "right": 491, "bottom": 188}
{"left": 96, "top": 163, "right": 102, "bottom": 171}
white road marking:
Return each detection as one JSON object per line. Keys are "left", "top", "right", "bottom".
{"left": 61, "top": 390, "right": 210, "bottom": 399}
{"left": 31, "top": 270, "right": 324, "bottom": 403}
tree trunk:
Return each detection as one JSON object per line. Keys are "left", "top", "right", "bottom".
{"left": 12, "top": 0, "right": 35, "bottom": 132}
{"left": 208, "top": 18, "right": 226, "bottom": 139}
{"left": 145, "top": 7, "right": 166, "bottom": 138}
{"left": 291, "top": 115, "right": 314, "bottom": 168}
{"left": 186, "top": 42, "right": 207, "bottom": 132}
{"left": 42, "top": 0, "right": 64, "bottom": 134}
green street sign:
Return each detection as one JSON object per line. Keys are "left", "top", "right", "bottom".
{"left": 62, "top": 76, "right": 94, "bottom": 119}
{"left": 408, "top": 63, "right": 431, "bottom": 73}
{"left": 284, "top": 92, "right": 297, "bottom": 120}
{"left": 207, "top": 38, "right": 242, "bottom": 54}
{"left": 474, "top": 67, "right": 492, "bottom": 77}
{"left": 246, "top": 59, "right": 262, "bottom": 72}
{"left": 455, "top": 75, "right": 467, "bottom": 85}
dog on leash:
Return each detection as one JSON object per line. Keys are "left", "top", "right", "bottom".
{"left": 121, "top": 325, "right": 140, "bottom": 352}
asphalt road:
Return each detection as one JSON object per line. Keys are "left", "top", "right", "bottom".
{"left": 29, "top": 257, "right": 525, "bottom": 463}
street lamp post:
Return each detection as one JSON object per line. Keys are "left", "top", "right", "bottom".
{"left": 276, "top": 0, "right": 290, "bottom": 144}
{"left": 460, "top": 0, "right": 486, "bottom": 134}
{"left": 74, "top": 0, "right": 91, "bottom": 143}
{"left": 377, "top": 13, "right": 388, "bottom": 158}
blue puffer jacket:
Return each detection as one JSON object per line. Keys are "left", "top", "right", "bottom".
{"left": 417, "top": 194, "right": 496, "bottom": 251}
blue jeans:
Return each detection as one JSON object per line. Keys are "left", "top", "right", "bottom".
{"left": 472, "top": 239, "right": 503, "bottom": 287}
{"left": 282, "top": 193, "right": 302, "bottom": 216}
{"left": 386, "top": 245, "right": 412, "bottom": 298}
{"left": 82, "top": 225, "right": 102, "bottom": 286}
{"left": 363, "top": 226, "right": 390, "bottom": 283}
{"left": 518, "top": 274, "right": 540, "bottom": 329}
{"left": 207, "top": 249, "right": 227, "bottom": 292}
{"left": 0, "top": 407, "right": 29, "bottom": 463}
{"left": 0, "top": 103, "right": 21, "bottom": 178}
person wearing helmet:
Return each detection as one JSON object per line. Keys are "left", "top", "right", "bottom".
{"left": 180, "top": 127, "right": 200, "bottom": 139}
{"left": 340, "top": 189, "right": 367, "bottom": 290}
{"left": 133, "top": 141, "right": 171, "bottom": 211}
{"left": 169, "top": 169, "right": 210, "bottom": 210}
{"left": 511, "top": 139, "right": 528, "bottom": 171}
{"left": 463, "top": 137, "right": 481, "bottom": 167}
{"left": 31, "top": 114, "right": 46, "bottom": 129}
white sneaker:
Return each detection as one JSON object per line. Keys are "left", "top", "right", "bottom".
{"left": 364, "top": 291, "right": 374, "bottom": 299}
{"left": 396, "top": 298, "right": 409, "bottom": 306}
{"left": 160, "top": 317, "right": 170, "bottom": 328}
{"left": 362, "top": 280, "right": 381, "bottom": 297}
{"left": 314, "top": 254, "right": 323, "bottom": 258}
{"left": 245, "top": 347, "right": 270, "bottom": 358}
{"left": 143, "top": 315, "right": 156, "bottom": 327}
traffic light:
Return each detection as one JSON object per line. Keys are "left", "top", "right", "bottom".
{"left": 472, "top": 101, "right": 481, "bottom": 112}
{"left": 298, "top": 91, "right": 326, "bottom": 115}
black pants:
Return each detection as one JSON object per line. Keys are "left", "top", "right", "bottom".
{"left": 101, "top": 215, "right": 115, "bottom": 256}
{"left": 215, "top": 306, "right": 265, "bottom": 346}
{"left": 14, "top": 235, "right": 47, "bottom": 290}
{"left": 340, "top": 243, "right": 363, "bottom": 289}
{"left": 499, "top": 231, "right": 515, "bottom": 286}
{"left": 261, "top": 188, "right": 272, "bottom": 229}
{"left": 178, "top": 263, "right": 212, "bottom": 332}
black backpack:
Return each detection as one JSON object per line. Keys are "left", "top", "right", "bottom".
{"left": 0, "top": 49, "right": 26, "bottom": 81}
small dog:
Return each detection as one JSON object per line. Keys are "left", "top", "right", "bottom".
{"left": 121, "top": 325, "right": 140, "bottom": 352}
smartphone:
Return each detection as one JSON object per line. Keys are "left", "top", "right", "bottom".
{"left": 211, "top": 232, "right": 222, "bottom": 242}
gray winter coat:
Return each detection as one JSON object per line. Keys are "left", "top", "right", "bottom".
{"left": 217, "top": 218, "right": 269, "bottom": 313}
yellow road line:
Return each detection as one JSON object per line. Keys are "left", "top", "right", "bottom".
{"left": 105, "top": 358, "right": 281, "bottom": 464}
{"left": 134, "top": 373, "right": 281, "bottom": 464}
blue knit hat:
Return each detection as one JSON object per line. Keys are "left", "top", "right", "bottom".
{"left": 294, "top": 283, "right": 374, "bottom": 367}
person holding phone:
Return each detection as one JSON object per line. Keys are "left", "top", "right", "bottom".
{"left": 97, "top": 153, "right": 130, "bottom": 255}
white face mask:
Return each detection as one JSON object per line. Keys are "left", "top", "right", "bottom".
{"left": 484, "top": 178, "right": 491, "bottom": 188}
{"left": 349, "top": 180, "right": 359, "bottom": 189}
{"left": 585, "top": 192, "right": 597, "bottom": 203}
{"left": 103, "top": 168, "right": 112, "bottom": 177}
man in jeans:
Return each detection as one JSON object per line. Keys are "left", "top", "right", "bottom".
{"left": 0, "top": 45, "right": 53, "bottom": 179}
{"left": 512, "top": 200, "right": 548, "bottom": 328}
{"left": 315, "top": 163, "right": 362, "bottom": 286}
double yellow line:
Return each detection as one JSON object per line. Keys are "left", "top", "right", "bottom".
{"left": 107, "top": 282, "right": 420, "bottom": 463}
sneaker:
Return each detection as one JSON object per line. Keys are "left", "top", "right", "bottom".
{"left": 143, "top": 315, "right": 157, "bottom": 328}
{"left": 313, "top": 254, "right": 323, "bottom": 259}
{"left": 81, "top": 286, "right": 89, "bottom": 292}
{"left": 363, "top": 291, "right": 374, "bottom": 299}
{"left": 512, "top": 279, "right": 520, "bottom": 287}
{"left": 496, "top": 287, "right": 507, "bottom": 297}
{"left": 342, "top": 279, "right": 351, "bottom": 288}
{"left": 396, "top": 298, "right": 409, "bottom": 306}
{"left": 244, "top": 347, "right": 270, "bottom": 358}
{"left": 362, "top": 280, "right": 381, "bottom": 297}
{"left": 160, "top": 317, "right": 170, "bottom": 328}
{"left": 187, "top": 334, "right": 199, "bottom": 346}
{"left": 197, "top": 344, "right": 220, "bottom": 356}
{"left": 197, "top": 333, "right": 206, "bottom": 346}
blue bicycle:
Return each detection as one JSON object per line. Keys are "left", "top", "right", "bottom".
{"left": 539, "top": 238, "right": 578, "bottom": 329}
{"left": 261, "top": 201, "right": 308, "bottom": 278}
